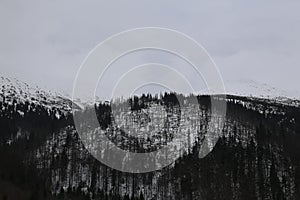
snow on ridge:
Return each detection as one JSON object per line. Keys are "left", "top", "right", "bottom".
{"left": 220, "top": 79, "right": 300, "bottom": 107}
{"left": 223, "top": 79, "right": 300, "bottom": 100}
{"left": 0, "top": 75, "right": 73, "bottom": 112}
{"left": 1, "top": 75, "right": 299, "bottom": 110}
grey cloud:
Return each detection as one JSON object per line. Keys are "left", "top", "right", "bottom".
{"left": 0, "top": 0, "right": 300, "bottom": 98}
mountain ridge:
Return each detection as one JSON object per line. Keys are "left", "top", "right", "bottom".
{"left": 2, "top": 75, "right": 299, "bottom": 110}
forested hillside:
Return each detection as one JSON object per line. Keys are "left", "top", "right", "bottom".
{"left": 1, "top": 77, "right": 300, "bottom": 200}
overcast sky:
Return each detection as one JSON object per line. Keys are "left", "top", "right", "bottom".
{"left": 1, "top": 1, "right": 300, "bottom": 99}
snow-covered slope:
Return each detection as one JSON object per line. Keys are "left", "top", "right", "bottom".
{"left": 1, "top": 75, "right": 299, "bottom": 111}
{"left": 0, "top": 76, "right": 75, "bottom": 112}
{"left": 224, "top": 79, "right": 299, "bottom": 99}
{"left": 224, "top": 79, "right": 300, "bottom": 107}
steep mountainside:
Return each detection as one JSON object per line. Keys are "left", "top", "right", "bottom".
{"left": 0, "top": 76, "right": 74, "bottom": 113}
{"left": 0, "top": 77, "right": 300, "bottom": 200}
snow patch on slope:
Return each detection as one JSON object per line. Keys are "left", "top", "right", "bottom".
{"left": 0, "top": 76, "right": 74, "bottom": 112}
{"left": 224, "top": 79, "right": 300, "bottom": 104}
{"left": 225, "top": 79, "right": 299, "bottom": 99}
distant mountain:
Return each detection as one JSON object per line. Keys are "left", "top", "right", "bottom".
{"left": 224, "top": 79, "right": 300, "bottom": 105}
